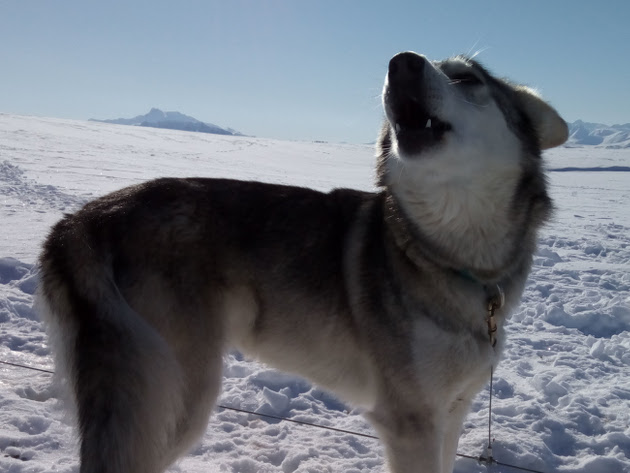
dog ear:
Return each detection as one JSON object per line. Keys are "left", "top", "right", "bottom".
{"left": 515, "top": 86, "right": 569, "bottom": 150}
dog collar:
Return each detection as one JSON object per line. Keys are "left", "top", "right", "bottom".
{"left": 456, "top": 269, "right": 504, "bottom": 348}
{"left": 385, "top": 193, "right": 506, "bottom": 348}
{"left": 455, "top": 268, "right": 480, "bottom": 283}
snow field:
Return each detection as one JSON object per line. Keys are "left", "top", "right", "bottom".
{"left": 1, "top": 114, "right": 629, "bottom": 472}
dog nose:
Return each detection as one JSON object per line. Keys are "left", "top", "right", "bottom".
{"left": 388, "top": 52, "right": 426, "bottom": 82}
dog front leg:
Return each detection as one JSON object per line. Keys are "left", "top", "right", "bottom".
{"left": 366, "top": 407, "right": 444, "bottom": 473}
{"left": 441, "top": 397, "right": 473, "bottom": 473}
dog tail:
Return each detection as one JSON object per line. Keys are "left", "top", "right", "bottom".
{"left": 37, "top": 216, "right": 184, "bottom": 473}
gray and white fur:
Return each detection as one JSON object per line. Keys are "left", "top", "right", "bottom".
{"left": 37, "top": 51, "right": 568, "bottom": 473}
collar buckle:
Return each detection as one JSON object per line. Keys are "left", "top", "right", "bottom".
{"left": 486, "top": 284, "right": 504, "bottom": 348}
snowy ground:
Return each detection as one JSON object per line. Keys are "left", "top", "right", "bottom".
{"left": 1, "top": 113, "right": 629, "bottom": 473}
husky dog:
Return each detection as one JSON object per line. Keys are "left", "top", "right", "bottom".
{"left": 37, "top": 51, "right": 568, "bottom": 473}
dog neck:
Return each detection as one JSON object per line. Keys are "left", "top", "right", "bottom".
{"left": 384, "top": 187, "right": 523, "bottom": 284}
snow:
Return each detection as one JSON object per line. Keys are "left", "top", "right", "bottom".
{"left": 1, "top": 113, "right": 629, "bottom": 472}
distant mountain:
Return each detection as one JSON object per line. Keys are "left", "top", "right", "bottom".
{"left": 566, "top": 120, "right": 630, "bottom": 149}
{"left": 90, "top": 108, "right": 242, "bottom": 136}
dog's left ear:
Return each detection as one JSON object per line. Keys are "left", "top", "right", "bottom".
{"left": 515, "top": 86, "right": 569, "bottom": 150}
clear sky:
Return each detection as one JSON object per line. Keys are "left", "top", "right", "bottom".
{"left": 2, "top": 0, "right": 629, "bottom": 143}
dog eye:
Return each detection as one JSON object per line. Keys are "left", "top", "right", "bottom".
{"left": 450, "top": 73, "right": 483, "bottom": 86}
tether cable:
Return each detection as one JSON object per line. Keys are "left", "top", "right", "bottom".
{"left": 0, "top": 358, "right": 550, "bottom": 473}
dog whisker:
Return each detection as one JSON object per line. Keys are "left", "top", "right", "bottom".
{"left": 397, "top": 160, "right": 406, "bottom": 184}
{"left": 454, "top": 96, "right": 490, "bottom": 108}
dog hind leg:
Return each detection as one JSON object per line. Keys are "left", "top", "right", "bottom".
{"left": 73, "top": 301, "right": 189, "bottom": 473}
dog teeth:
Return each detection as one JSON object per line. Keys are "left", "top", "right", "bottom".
{"left": 394, "top": 120, "right": 436, "bottom": 133}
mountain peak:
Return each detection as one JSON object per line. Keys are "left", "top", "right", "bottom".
{"left": 146, "top": 108, "right": 167, "bottom": 121}
{"left": 90, "top": 109, "right": 242, "bottom": 136}
{"left": 566, "top": 120, "right": 630, "bottom": 149}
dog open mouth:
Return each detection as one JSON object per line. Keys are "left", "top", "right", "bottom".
{"left": 389, "top": 97, "right": 452, "bottom": 155}
{"left": 384, "top": 52, "right": 452, "bottom": 155}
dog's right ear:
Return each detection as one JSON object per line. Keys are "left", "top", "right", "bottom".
{"left": 515, "top": 86, "right": 569, "bottom": 150}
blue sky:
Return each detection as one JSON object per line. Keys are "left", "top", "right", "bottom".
{"left": 2, "top": 1, "right": 629, "bottom": 143}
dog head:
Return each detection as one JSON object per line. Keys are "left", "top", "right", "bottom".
{"left": 377, "top": 51, "right": 568, "bottom": 187}
{"left": 377, "top": 52, "right": 569, "bottom": 277}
